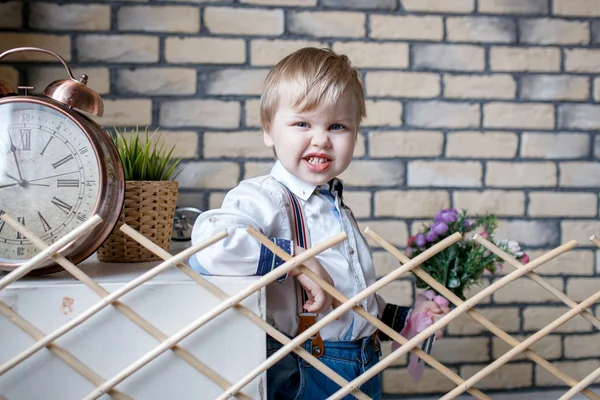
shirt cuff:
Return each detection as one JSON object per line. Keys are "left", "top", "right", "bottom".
{"left": 379, "top": 304, "right": 412, "bottom": 341}
{"left": 256, "top": 238, "right": 293, "bottom": 282}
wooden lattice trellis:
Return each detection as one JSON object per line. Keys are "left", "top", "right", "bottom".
{"left": 0, "top": 210, "right": 599, "bottom": 400}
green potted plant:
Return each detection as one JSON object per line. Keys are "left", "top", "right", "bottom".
{"left": 98, "top": 127, "right": 183, "bottom": 263}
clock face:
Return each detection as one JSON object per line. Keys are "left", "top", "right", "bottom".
{"left": 0, "top": 102, "right": 101, "bottom": 263}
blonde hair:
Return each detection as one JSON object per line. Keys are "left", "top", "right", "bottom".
{"left": 260, "top": 47, "right": 366, "bottom": 133}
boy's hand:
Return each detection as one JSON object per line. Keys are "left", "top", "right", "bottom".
{"left": 289, "top": 245, "right": 336, "bottom": 313}
{"left": 413, "top": 291, "right": 451, "bottom": 339}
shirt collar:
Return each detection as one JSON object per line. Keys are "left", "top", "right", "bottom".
{"left": 270, "top": 161, "right": 317, "bottom": 202}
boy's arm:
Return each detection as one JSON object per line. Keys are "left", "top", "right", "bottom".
{"left": 190, "top": 180, "right": 292, "bottom": 279}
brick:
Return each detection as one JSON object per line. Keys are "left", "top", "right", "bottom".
{"left": 414, "top": 44, "right": 485, "bottom": 71}
{"left": 522, "top": 133, "right": 590, "bottom": 159}
{"left": 0, "top": 34, "right": 71, "bottom": 61}
{"left": 595, "top": 78, "right": 600, "bottom": 102}
{"left": 446, "top": 131, "right": 518, "bottom": 158}
{"left": 243, "top": 161, "right": 274, "bottom": 180}
{"left": 462, "top": 363, "right": 532, "bottom": 390}
{"left": 117, "top": 68, "right": 196, "bottom": 95}
{"left": 408, "top": 161, "right": 482, "bottom": 187}
{"left": 204, "top": 131, "right": 271, "bottom": 158}
{"left": 490, "top": 47, "right": 560, "bottom": 72}
{"left": 446, "top": 17, "right": 516, "bottom": 43}
{"left": 372, "top": 251, "right": 402, "bottom": 278}
{"left": 374, "top": 280, "right": 413, "bottom": 307}
{"left": 369, "top": 131, "right": 443, "bottom": 157}
{"left": 524, "top": 307, "right": 592, "bottom": 334}
{"left": 562, "top": 220, "right": 600, "bottom": 245}
{"left": 0, "top": 66, "right": 19, "bottom": 88}
{"left": 560, "top": 162, "right": 600, "bottom": 187}
{"left": 245, "top": 99, "right": 261, "bottom": 128}
{"left": 177, "top": 161, "right": 240, "bottom": 189}
{"left": 478, "top": 0, "right": 549, "bottom": 14}
{"left": 332, "top": 42, "right": 408, "bottom": 68}
{"left": 379, "top": 340, "right": 406, "bottom": 367}
{"left": 165, "top": 38, "right": 245, "bottom": 64}
{"left": 205, "top": 7, "right": 283, "bottom": 35}
{"left": 358, "top": 220, "right": 409, "bottom": 248}
{"left": 406, "top": 101, "right": 480, "bottom": 128}
{"left": 288, "top": 11, "right": 365, "bottom": 38}
{"left": 522, "top": 75, "right": 589, "bottom": 101}
{"left": 494, "top": 277, "right": 563, "bottom": 303}
{"left": 432, "top": 338, "right": 489, "bottom": 363}
{"left": 484, "top": 103, "right": 554, "bottom": 129}
{"left": 486, "top": 162, "right": 556, "bottom": 188}
{"left": 375, "top": 190, "right": 450, "bottom": 218}
{"left": 529, "top": 192, "right": 597, "bottom": 217}
{"left": 495, "top": 220, "right": 559, "bottom": 247}
{"left": 565, "top": 333, "right": 600, "bottom": 358}
{"left": 527, "top": 249, "right": 594, "bottom": 275}
{"left": 444, "top": 74, "right": 516, "bottom": 99}
{"left": 520, "top": 18, "right": 589, "bottom": 45}
{"left": 354, "top": 134, "right": 366, "bottom": 158}
{"left": 30, "top": 3, "right": 110, "bottom": 31}
{"left": 124, "top": 130, "right": 199, "bottom": 159}
{"left": 365, "top": 72, "right": 440, "bottom": 98}
{"left": 160, "top": 100, "right": 240, "bottom": 128}
{"left": 176, "top": 192, "right": 205, "bottom": 209}
{"left": 77, "top": 35, "right": 158, "bottom": 63}
{"left": 95, "top": 99, "right": 152, "bottom": 127}
{"left": 118, "top": 6, "right": 199, "bottom": 33}
{"left": 369, "top": 15, "right": 443, "bottom": 40}
{"left": 537, "top": 360, "right": 600, "bottom": 386}
{"left": 382, "top": 366, "right": 458, "bottom": 395}
{"left": 343, "top": 191, "right": 371, "bottom": 219}
{"left": 362, "top": 101, "right": 403, "bottom": 127}
{"left": 593, "top": 20, "right": 600, "bottom": 44}
{"left": 203, "top": 69, "right": 269, "bottom": 95}
{"left": 559, "top": 105, "right": 600, "bottom": 130}
{"left": 566, "top": 277, "right": 600, "bottom": 302}
{"left": 208, "top": 192, "right": 227, "bottom": 210}
{"left": 28, "top": 67, "right": 110, "bottom": 95}
{"left": 453, "top": 190, "right": 525, "bottom": 216}
{"left": 0, "top": 1, "right": 22, "bottom": 28}
{"left": 250, "top": 39, "right": 328, "bottom": 66}
{"left": 447, "top": 307, "right": 519, "bottom": 335}
{"left": 323, "top": 0, "right": 396, "bottom": 9}
{"left": 493, "top": 335, "right": 561, "bottom": 360}
{"left": 339, "top": 160, "right": 404, "bottom": 187}
{"left": 566, "top": 49, "right": 600, "bottom": 73}
{"left": 401, "top": 0, "right": 474, "bottom": 13}
{"left": 240, "top": 0, "right": 315, "bottom": 5}
{"left": 554, "top": 0, "right": 600, "bottom": 16}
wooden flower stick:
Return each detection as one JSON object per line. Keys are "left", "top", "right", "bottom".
{"left": 120, "top": 224, "right": 368, "bottom": 400}
{"left": 247, "top": 226, "right": 490, "bottom": 400}
{"left": 83, "top": 230, "right": 348, "bottom": 400}
{"left": 330, "top": 237, "right": 577, "bottom": 399}
{"left": 0, "top": 213, "right": 102, "bottom": 290}
{"left": 365, "top": 228, "right": 600, "bottom": 400}
{"left": 217, "top": 232, "right": 463, "bottom": 400}
{"left": 0, "top": 229, "right": 228, "bottom": 376}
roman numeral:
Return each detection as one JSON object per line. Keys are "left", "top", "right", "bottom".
{"left": 40, "top": 136, "right": 53, "bottom": 156}
{"left": 52, "top": 154, "right": 74, "bottom": 169}
{"left": 77, "top": 212, "right": 87, "bottom": 222}
{"left": 57, "top": 179, "right": 79, "bottom": 188}
{"left": 0, "top": 219, "right": 4, "bottom": 235}
{"left": 51, "top": 197, "right": 72, "bottom": 214}
{"left": 79, "top": 147, "right": 89, "bottom": 155}
{"left": 19, "top": 129, "right": 31, "bottom": 150}
{"left": 16, "top": 216, "right": 25, "bottom": 239}
{"left": 38, "top": 212, "right": 52, "bottom": 232}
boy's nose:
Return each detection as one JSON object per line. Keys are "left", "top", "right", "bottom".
{"left": 311, "top": 130, "right": 331, "bottom": 148}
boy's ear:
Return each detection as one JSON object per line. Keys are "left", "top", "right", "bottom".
{"left": 263, "top": 130, "right": 275, "bottom": 147}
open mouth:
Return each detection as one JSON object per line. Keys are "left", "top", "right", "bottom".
{"left": 303, "top": 155, "right": 332, "bottom": 172}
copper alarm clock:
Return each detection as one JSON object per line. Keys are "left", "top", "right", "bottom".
{"left": 0, "top": 47, "right": 124, "bottom": 274}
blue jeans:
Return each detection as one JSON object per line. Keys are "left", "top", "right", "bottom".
{"left": 267, "top": 334, "right": 382, "bottom": 399}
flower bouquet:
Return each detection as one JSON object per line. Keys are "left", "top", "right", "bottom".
{"left": 406, "top": 208, "right": 529, "bottom": 301}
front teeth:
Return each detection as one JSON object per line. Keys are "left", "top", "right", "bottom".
{"left": 307, "top": 157, "right": 328, "bottom": 164}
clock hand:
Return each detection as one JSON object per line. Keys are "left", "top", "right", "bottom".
{"left": 4, "top": 173, "right": 19, "bottom": 183}
{"left": 7, "top": 131, "right": 25, "bottom": 182}
{"left": 0, "top": 182, "right": 18, "bottom": 189}
{"left": 27, "top": 171, "right": 78, "bottom": 183}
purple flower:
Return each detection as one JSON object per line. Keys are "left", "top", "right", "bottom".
{"left": 431, "top": 221, "right": 448, "bottom": 235}
{"left": 435, "top": 208, "right": 458, "bottom": 224}
{"left": 464, "top": 219, "right": 471, "bottom": 229}
{"left": 425, "top": 230, "right": 438, "bottom": 243}
{"left": 415, "top": 233, "right": 427, "bottom": 247}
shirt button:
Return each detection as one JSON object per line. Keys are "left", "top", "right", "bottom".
{"left": 349, "top": 247, "right": 355, "bottom": 255}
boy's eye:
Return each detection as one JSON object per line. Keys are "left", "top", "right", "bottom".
{"left": 295, "top": 122, "right": 309, "bottom": 128}
{"left": 330, "top": 124, "right": 345, "bottom": 131}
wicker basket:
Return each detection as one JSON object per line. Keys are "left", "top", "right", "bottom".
{"left": 97, "top": 180, "right": 179, "bottom": 263}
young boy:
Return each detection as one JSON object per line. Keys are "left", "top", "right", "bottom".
{"left": 190, "top": 47, "right": 448, "bottom": 399}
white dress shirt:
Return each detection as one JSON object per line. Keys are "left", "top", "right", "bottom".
{"left": 190, "top": 161, "right": 382, "bottom": 341}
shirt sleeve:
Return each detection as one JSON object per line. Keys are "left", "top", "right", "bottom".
{"left": 190, "top": 179, "right": 293, "bottom": 280}
{"left": 376, "top": 293, "right": 412, "bottom": 341}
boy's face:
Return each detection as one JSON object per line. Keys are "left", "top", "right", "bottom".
{"left": 264, "top": 93, "right": 358, "bottom": 186}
